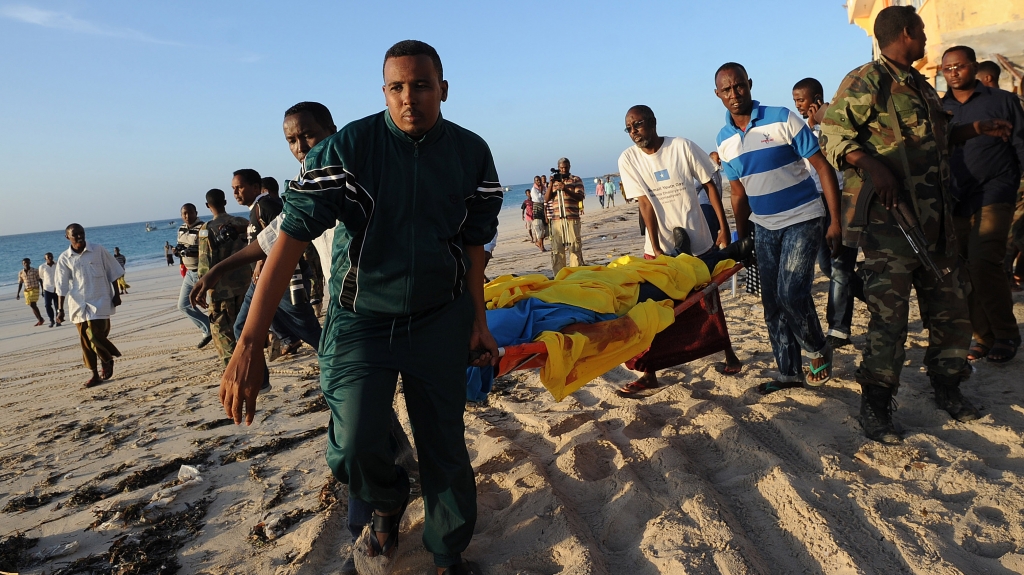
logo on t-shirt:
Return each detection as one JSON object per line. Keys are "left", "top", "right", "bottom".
{"left": 761, "top": 133, "right": 774, "bottom": 144}
{"left": 654, "top": 169, "right": 670, "bottom": 182}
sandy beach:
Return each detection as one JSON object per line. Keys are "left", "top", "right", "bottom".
{"left": 3, "top": 198, "right": 1024, "bottom": 575}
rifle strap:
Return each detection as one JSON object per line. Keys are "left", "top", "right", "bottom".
{"left": 881, "top": 63, "right": 923, "bottom": 218}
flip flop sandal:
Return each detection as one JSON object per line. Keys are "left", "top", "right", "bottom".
{"left": 617, "top": 378, "right": 659, "bottom": 397}
{"left": 354, "top": 496, "right": 410, "bottom": 575}
{"left": 804, "top": 342, "right": 833, "bottom": 387}
{"left": 756, "top": 380, "right": 803, "bottom": 395}
{"left": 100, "top": 360, "right": 114, "bottom": 381}
{"left": 967, "top": 343, "right": 990, "bottom": 362}
{"left": 84, "top": 376, "right": 103, "bottom": 388}
{"left": 987, "top": 340, "right": 1018, "bottom": 364}
{"left": 714, "top": 362, "right": 742, "bottom": 376}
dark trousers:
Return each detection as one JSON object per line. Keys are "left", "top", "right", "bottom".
{"left": 823, "top": 245, "right": 862, "bottom": 339}
{"left": 75, "top": 319, "right": 121, "bottom": 372}
{"left": 754, "top": 218, "right": 828, "bottom": 379}
{"left": 43, "top": 290, "right": 57, "bottom": 323}
{"left": 701, "top": 203, "right": 720, "bottom": 240}
{"left": 320, "top": 294, "right": 476, "bottom": 568}
{"left": 234, "top": 281, "right": 323, "bottom": 348}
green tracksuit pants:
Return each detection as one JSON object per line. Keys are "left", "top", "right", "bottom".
{"left": 319, "top": 293, "right": 476, "bottom": 568}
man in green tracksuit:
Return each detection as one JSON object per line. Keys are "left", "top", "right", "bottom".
{"left": 218, "top": 40, "right": 500, "bottom": 575}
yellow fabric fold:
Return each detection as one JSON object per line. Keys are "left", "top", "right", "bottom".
{"left": 484, "top": 253, "right": 719, "bottom": 315}
{"left": 535, "top": 299, "right": 676, "bottom": 401}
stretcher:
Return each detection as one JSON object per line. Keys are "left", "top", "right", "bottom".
{"left": 493, "top": 262, "right": 743, "bottom": 377}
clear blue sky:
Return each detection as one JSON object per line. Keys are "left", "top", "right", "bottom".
{"left": 0, "top": 0, "right": 873, "bottom": 236}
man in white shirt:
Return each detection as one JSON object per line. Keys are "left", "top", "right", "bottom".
{"left": 617, "top": 105, "right": 746, "bottom": 394}
{"left": 56, "top": 224, "right": 124, "bottom": 387}
{"left": 38, "top": 252, "right": 60, "bottom": 327}
{"left": 618, "top": 105, "right": 734, "bottom": 263}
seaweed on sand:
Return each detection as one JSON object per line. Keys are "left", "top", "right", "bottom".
{"left": 220, "top": 427, "right": 326, "bottom": 465}
{"left": 51, "top": 497, "right": 210, "bottom": 575}
{"left": 0, "top": 532, "right": 38, "bottom": 572}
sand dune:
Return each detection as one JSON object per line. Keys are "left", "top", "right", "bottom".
{"left": 2, "top": 201, "right": 1023, "bottom": 574}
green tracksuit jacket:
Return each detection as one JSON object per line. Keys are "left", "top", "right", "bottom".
{"left": 280, "top": 110, "right": 503, "bottom": 317}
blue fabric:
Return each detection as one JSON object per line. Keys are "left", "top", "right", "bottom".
{"left": 724, "top": 145, "right": 804, "bottom": 178}
{"left": 466, "top": 299, "right": 617, "bottom": 401}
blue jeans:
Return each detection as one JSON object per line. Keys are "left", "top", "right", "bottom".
{"left": 754, "top": 218, "right": 828, "bottom": 379}
{"left": 178, "top": 270, "right": 211, "bottom": 338}
{"left": 233, "top": 281, "right": 322, "bottom": 348}
{"left": 701, "top": 203, "right": 720, "bottom": 241}
{"left": 824, "top": 245, "right": 863, "bottom": 339}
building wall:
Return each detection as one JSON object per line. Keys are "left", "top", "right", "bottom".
{"left": 848, "top": 0, "right": 1024, "bottom": 89}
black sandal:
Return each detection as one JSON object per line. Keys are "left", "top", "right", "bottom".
{"left": 369, "top": 497, "right": 409, "bottom": 558}
{"left": 987, "top": 339, "right": 1018, "bottom": 364}
{"left": 440, "top": 560, "right": 481, "bottom": 575}
{"left": 967, "top": 342, "right": 989, "bottom": 362}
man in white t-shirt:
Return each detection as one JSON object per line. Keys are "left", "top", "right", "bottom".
{"left": 616, "top": 105, "right": 746, "bottom": 395}
{"left": 618, "top": 105, "right": 740, "bottom": 264}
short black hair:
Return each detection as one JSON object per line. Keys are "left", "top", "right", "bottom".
{"left": 627, "top": 105, "right": 656, "bottom": 122}
{"left": 45, "top": 252, "right": 52, "bottom": 258}
{"left": 943, "top": 45, "right": 977, "bottom": 63}
{"left": 261, "top": 177, "right": 279, "bottom": 195}
{"left": 874, "top": 6, "right": 919, "bottom": 50}
{"left": 22, "top": 257, "right": 30, "bottom": 264}
{"left": 181, "top": 202, "right": 196, "bottom": 213}
{"left": 233, "top": 169, "right": 261, "bottom": 187}
{"left": 793, "top": 77, "right": 824, "bottom": 98}
{"left": 384, "top": 40, "right": 443, "bottom": 81}
{"left": 206, "top": 188, "right": 226, "bottom": 208}
{"left": 715, "top": 62, "right": 748, "bottom": 82}
{"left": 284, "top": 102, "right": 335, "bottom": 130}
{"left": 66, "top": 223, "right": 82, "bottom": 234}
{"left": 978, "top": 60, "right": 1001, "bottom": 80}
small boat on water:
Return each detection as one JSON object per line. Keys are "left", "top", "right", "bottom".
{"left": 145, "top": 223, "right": 155, "bottom": 232}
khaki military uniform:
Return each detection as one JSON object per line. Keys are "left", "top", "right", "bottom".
{"left": 820, "top": 55, "right": 971, "bottom": 391}
{"left": 197, "top": 214, "right": 251, "bottom": 366}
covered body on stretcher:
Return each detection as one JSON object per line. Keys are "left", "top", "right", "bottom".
{"left": 466, "top": 254, "right": 743, "bottom": 402}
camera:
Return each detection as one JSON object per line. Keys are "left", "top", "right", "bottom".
{"left": 210, "top": 224, "right": 240, "bottom": 248}
{"left": 175, "top": 243, "right": 198, "bottom": 258}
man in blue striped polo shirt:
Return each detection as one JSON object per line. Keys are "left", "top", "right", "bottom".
{"left": 714, "top": 62, "right": 843, "bottom": 393}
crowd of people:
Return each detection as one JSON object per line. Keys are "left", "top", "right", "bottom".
{"left": 9, "top": 6, "right": 1024, "bottom": 572}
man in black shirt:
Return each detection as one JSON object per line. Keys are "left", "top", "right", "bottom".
{"left": 941, "top": 45, "right": 1024, "bottom": 363}
{"left": 230, "top": 169, "right": 322, "bottom": 365}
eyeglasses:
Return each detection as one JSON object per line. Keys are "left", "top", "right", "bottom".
{"left": 624, "top": 119, "right": 646, "bottom": 133}
{"left": 942, "top": 64, "right": 970, "bottom": 73}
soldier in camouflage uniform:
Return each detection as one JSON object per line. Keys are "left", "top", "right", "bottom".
{"left": 820, "top": 6, "right": 1012, "bottom": 443}
{"left": 197, "top": 188, "right": 251, "bottom": 366}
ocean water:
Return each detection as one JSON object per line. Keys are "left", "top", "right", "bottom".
{"left": 1, "top": 178, "right": 603, "bottom": 288}
{"left": 0, "top": 214, "right": 245, "bottom": 289}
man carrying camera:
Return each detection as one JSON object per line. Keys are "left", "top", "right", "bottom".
{"left": 174, "top": 203, "right": 213, "bottom": 349}
{"left": 545, "top": 157, "right": 586, "bottom": 273}
{"left": 197, "top": 189, "right": 251, "bottom": 366}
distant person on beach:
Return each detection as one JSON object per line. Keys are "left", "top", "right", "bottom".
{"left": 595, "top": 177, "right": 606, "bottom": 208}
{"left": 715, "top": 61, "right": 842, "bottom": 393}
{"left": 616, "top": 104, "right": 745, "bottom": 394}
{"left": 196, "top": 188, "right": 251, "bottom": 367}
{"left": 218, "top": 41, "right": 498, "bottom": 575}
{"left": 174, "top": 203, "right": 212, "bottom": 349}
{"left": 16, "top": 258, "right": 45, "bottom": 326}
{"left": 112, "top": 247, "right": 130, "bottom": 294}
{"left": 792, "top": 77, "right": 861, "bottom": 350}
{"left": 819, "top": 7, "right": 1012, "bottom": 441}
{"left": 529, "top": 176, "right": 547, "bottom": 251}
{"left": 605, "top": 177, "right": 616, "bottom": 208}
{"left": 546, "top": 157, "right": 585, "bottom": 273}
{"left": 521, "top": 190, "right": 535, "bottom": 243}
{"left": 39, "top": 252, "right": 60, "bottom": 327}
{"left": 56, "top": 224, "right": 123, "bottom": 387}
{"left": 164, "top": 241, "right": 174, "bottom": 266}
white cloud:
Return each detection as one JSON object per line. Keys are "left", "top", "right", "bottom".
{"left": 0, "top": 4, "right": 181, "bottom": 45}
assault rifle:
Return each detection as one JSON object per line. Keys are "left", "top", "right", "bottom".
{"left": 890, "top": 198, "right": 950, "bottom": 281}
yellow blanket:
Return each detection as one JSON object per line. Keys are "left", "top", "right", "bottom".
{"left": 485, "top": 255, "right": 734, "bottom": 401}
